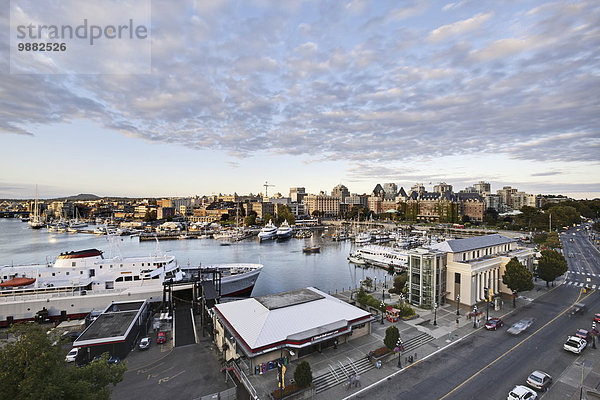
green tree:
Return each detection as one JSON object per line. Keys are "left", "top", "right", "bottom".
{"left": 544, "top": 231, "right": 561, "bottom": 248}
{"left": 143, "top": 210, "right": 156, "bottom": 222}
{"left": 0, "top": 323, "right": 126, "bottom": 400}
{"left": 387, "top": 264, "right": 395, "bottom": 275}
{"left": 293, "top": 361, "right": 313, "bottom": 388}
{"left": 532, "top": 232, "right": 548, "bottom": 246}
{"left": 262, "top": 213, "right": 274, "bottom": 224}
{"left": 356, "top": 286, "right": 368, "bottom": 306}
{"left": 244, "top": 214, "right": 256, "bottom": 226}
{"left": 383, "top": 325, "right": 400, "bottom": 351}
{"left": 277, "top": 205, "right": 295, "bottom": 225}
{"left": 484, "top": 208, "right": 499, "bottom": 225}
{"left": 361, "top": 277, "right": 373, "bottom": 291}
{"left": 502, "top": 257, "right": 534, "bottom": 307}
{"left": 537, "top": 249, "right": 568, "bottom": 287}
{"left": 388, "top": 272, "right": 407, "bottom": 294}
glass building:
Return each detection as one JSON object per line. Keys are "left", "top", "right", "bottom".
{"left": 407, "top": 248, "right": 447, "bottom": 308}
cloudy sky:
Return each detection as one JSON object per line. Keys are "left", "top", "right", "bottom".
{"left": 1, "top": 0, "right": 599, "bottom": 199}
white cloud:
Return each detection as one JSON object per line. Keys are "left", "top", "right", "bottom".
{"left": 428, "top": 12, "right": 492, "bottom": 42}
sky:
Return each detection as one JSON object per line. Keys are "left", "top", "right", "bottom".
{"left": 1, "top": 0, "right": 599, "bottom": 200}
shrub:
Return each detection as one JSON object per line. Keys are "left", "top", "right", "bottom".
{"left": 383, "top": 326, "right": 400, "bottom": 350}
{"left": 294, "top": 361, "right": 313, "bottom": 388}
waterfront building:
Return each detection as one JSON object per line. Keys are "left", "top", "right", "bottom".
{"left": 368, "top": 195, "right": 382, "bottom": 214}
{"left": 345, "top": 194, "right": 369, "bottom": 208}
{"left": 305, "top": 193, "right": 340, "bottom": 217}
{"left": 409, "top": 183, "right": 425, "bottom": 196}
{"left": 157, "top": 207, "right": 175, "bottom": 220}
{"left": 430, "top": 234, "right": 535, "bottom": 308}
{"left": 483, "top": 193, "right": 501, "bottom": 212}
{"left": 407, "top": 248, "right": 447, "bottom": 308}
{"left": 382, "top": 183, "right": 398, "bottom": 199}
{"left": 213, "top": 287, "right": 373, "bottom": 373}
{"left": 456, "top": 193, "right": 485, "bottom": 222}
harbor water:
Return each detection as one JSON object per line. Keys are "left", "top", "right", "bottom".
{"left": 0, "top": 219, "right": 390, "bottom": 297}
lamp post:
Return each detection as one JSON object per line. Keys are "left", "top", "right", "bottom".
{"left": 381, "top": 300, "right": 385, "bottom": 324}
{"left": 456, "top": 295, "right": 460, "bottom": 316}
{"left": 400, "top": 293, "right": 405, "bottom": 306}
{"left": 433, "top": 303, "right": 438, "bottom": 326}
{"left": 396, "top": 338, "right": 403, "bottom": 368}
{"left": 473, "top": 306, "right": 478, "bottom": 328}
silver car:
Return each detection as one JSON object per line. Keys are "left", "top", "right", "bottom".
{"left": 507, "top": 318, "right": 535, "bottom": 335}
{"left": 526, "top": 370, "right": 552, "bottom": 391}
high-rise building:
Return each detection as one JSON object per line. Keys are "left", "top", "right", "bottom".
{"left": 331, "top": 184, "right": 350, "bottom": 202}
{"left": 433, "top": 182, "right": 453, "bottom": 193}
{"left": 289, "top": 187, "right": 306, "bottom": 203}
{"left": 474, "top": 181, "right": 491, "bottom": 194}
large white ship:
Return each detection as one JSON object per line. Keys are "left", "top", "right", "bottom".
{"left": 348, "top": 245, "right": 408, "bottom": 270}
{"left": 0, "top": 248, "right": 262, "bottom": 326}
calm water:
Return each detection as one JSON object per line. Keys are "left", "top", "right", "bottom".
{"left": 0, "top": 219, "right": 390, "bottom": 296}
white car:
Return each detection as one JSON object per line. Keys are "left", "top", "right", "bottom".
{"left": 563, "top": 336, "right": 586, "bottom": 354}
{"left": 507, "top": 385, "right": 537, "bottom": 400}
{"left": 65, "top": 347, "right": 79, "bottom": 363}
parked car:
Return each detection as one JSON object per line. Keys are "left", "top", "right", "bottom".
{"left": 526, "top": 370, "right": 552, "bottom": 391}
{"left": 507, "top": 318, "right": 534, "bottom": 335}
{"left": 485, "top": 318, "right": 504, "bottom": 330}
{"left": 593, "top": 313, "right": 600, "bottom": 322}
{"left": 139, "top": 337, "right": 151, "bottom": 350}
{"left": 65, "top": 347, "right": 79, "bottom": 363}
{"left": 157, "top": 331, "right": 167, "bottom": 344}
{"left": 563, "top": 336, "right": 587, "bottom": 354}
{"left": 108, "top": 355, "right": 121, "bottom": 365}
{"left": 575, "top": 329, "right": 592, "bottom": 341}
{"left": 507, "top": 384, "right": 537, "bottom": 400}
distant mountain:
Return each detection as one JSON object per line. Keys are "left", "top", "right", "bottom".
{"left": 59, "top": 193, "right": 102, "bottom": 201}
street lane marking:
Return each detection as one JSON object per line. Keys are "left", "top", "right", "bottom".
{"left": 158, "top": 370, "right": 185, "bottom": 384}
{"left": 439, "top": 290, "right": 594, "bottom": 400}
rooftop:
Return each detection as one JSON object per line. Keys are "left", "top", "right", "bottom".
{"left": 430, "top": 234, "right": 516, "bottom": 253}
{"left": 215, "top": 287, "right": 371, "bottom": 354}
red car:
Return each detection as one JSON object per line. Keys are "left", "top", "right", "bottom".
{"left": 575, "top": 329, "right": 592, "bottom": 341}
{"left": 485, "top": 318, "right": 504, "bottom": 330}
{"left": 594, "top": 313, "right": 600, "bottom": 323}
{"left": 157, "top": 331, "right": 167, "bottom": 344}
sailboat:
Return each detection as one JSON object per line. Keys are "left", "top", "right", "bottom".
{"left": 28, "top": 185, "right": 44, "bottom": 229}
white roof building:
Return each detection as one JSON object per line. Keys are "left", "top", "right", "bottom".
{"left": 213, "top": 287, "right": 373, "bottom": 370}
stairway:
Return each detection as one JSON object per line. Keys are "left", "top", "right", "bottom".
{"left": 312, "top": 332, "right": 434, "bottom": 394}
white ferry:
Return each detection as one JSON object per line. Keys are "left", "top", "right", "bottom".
{"left": 348, "top": 245, "right": 408, "bottom": 270}
{"left": 0, "top": 248, "right": 262, "bottom": 326}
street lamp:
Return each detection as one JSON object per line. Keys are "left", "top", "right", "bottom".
{"left": 433, "top": 303, "right": 438, "bottom": 326}
{"left": 381, "top": 300, "right": 385, "bottom": 324}
{"left": 473, "top": 306, "right": 478, "bottom": 328}
{"left": 400, "top": 293, "right": 405, "bottom": 306}
{"left": 456, "top": 295, "right": 460, "bottom": 316}
{"left": 396, "top": 338, "right": 403, "bottom": 368}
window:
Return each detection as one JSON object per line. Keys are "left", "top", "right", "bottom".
{"left": 80, "top": 271, "right": 83, "bottom": 274}
{"left": 66, "top": 272, "right": 69, "bottom": 276}
{"left": 116, "top": 277, "right": 124, "bottom": 282}
{"left": 52, "top": 273, "right": 55, "bottom": 276}
{"left": 124, "top": 276, "right": 133, "bottom": 282}
{"left": 134, "top": 276, "right": 140, "bottom": 281}
{"left": 72, "top": 262, "right": 76, "bottom": 267}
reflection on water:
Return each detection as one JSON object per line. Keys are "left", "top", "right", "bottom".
{"left": 0, "top": 219, "right": 390, "bottom": 296}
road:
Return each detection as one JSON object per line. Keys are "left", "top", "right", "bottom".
{"left": 562, "top": 224, "right": 600, "bottom": 290}
{"left": 350, "top": 224, "right": 600, "bottom": 400}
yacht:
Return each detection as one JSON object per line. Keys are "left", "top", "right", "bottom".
{"left": 28, "top": 186, "right": 44, "bottom": 229}
{"left": 354, "top": 232, "right": 372, "bottom": 244}
{"left": 276, "top": 221, "right": 293, "bottom": 240}
{"left": 258, "top": 220, "right": 277, "bottom": 242}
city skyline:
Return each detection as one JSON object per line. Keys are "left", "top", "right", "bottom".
{"left": 2, "top": 1, "right": 599, "bottom": 199}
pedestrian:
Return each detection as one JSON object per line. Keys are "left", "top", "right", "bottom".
{"left": 355, "top": 374, "right": 361, "bottom": 387}
{"left": 347, "top": 374, "right": 353, "bottom": 390}
{"left": 456, "top": 317, "right": 459, "bottom": 327}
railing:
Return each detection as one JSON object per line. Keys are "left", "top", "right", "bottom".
{"left": 230, "top": 360, "right": 259, "bottom": 400}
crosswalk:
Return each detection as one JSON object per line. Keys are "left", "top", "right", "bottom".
{"left": 564, "top": 281, "right": 597, "bottom": 289}
{"left": 568, "top": 271, "right": 598, "bottom": 277}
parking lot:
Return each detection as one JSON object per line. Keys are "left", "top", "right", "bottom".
{"left": 111, "top": 331, "right": 234, "bottom": 400}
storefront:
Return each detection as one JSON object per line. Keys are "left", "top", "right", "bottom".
{"left": 213, "top": 287, "right": 373, "bottom": 374}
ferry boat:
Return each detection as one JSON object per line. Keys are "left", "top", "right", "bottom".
{"left": 258, "top": 220, "right": 277, "bottom": 242}
{"left": 0, "top": 248, "right": 262, "bottom": 326}
{"left": 348, "top": 245, "right": 408, "bottom": 270}
{"left": 276, "top": 221, "right": 293, "bottom": 240}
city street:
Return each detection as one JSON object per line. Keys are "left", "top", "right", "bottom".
{"left": 349, "top": 225, "right": 600, "bottom": 400}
